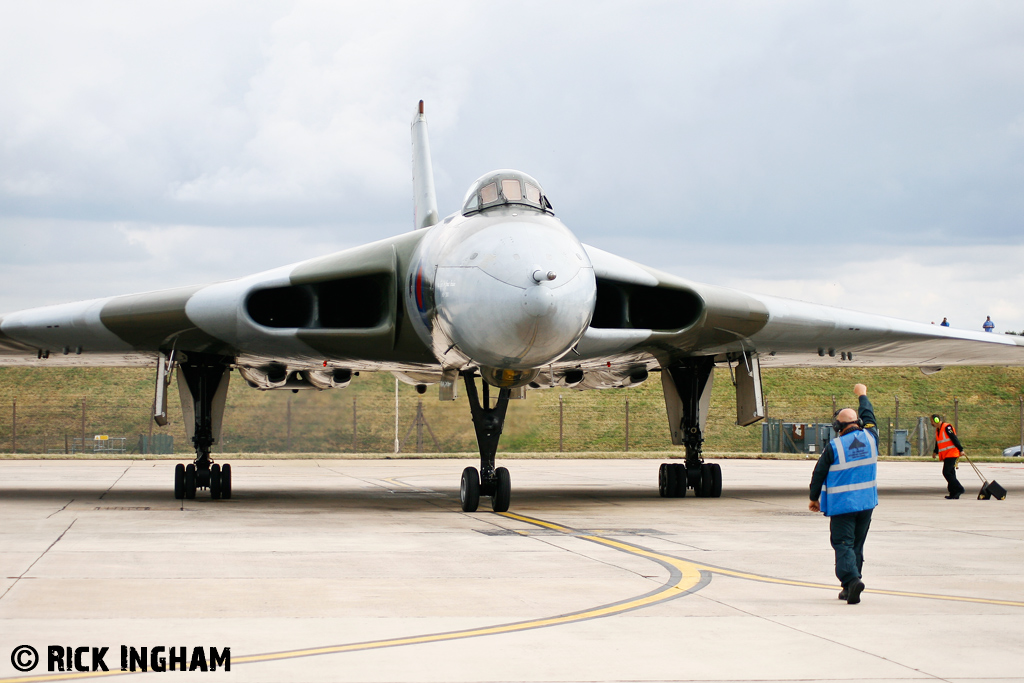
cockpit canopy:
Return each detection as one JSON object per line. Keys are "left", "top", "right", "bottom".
{"left": 462, "top": 169, "right": 554, "bottom": 216}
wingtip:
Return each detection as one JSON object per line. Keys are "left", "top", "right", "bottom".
{"left": 418, "top": 100, "right": 424, "bottom": 114}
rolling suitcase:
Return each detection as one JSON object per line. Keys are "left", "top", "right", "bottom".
{"left": 961, "top": 453, "right": 1006, "bottom": 500}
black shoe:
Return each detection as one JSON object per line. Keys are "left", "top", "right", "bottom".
{"left": 846, "top": 580, "right": 865, "bottom": 604}
{"left": 945, "top": 494, "right": 960, "bottom": 499}
{"left": 838, "top": 587, "right": 848, "bottom": 600}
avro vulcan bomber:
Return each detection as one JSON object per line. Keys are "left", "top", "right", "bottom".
{"left": 2, "top": 102, "right": 1022, "bottom": 512}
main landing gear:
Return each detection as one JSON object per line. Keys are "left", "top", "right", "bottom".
{"left": 173, "top": 461, "right": 232, "bottom": 500}
{"left": 658, "top": 461, "right": 721, "bottom": 498}
{"left": 659, "top": 358, "right": 723, "bottom": 499}
{"left": 459, "top": 371, "right": 512, "bottom": 513}
{"left": 173, "top": 353, "right": 234, "bottom": 501}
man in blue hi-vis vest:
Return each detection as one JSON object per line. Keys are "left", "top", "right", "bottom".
{"left": 808, "top": 383, "right": 878, "bottom": 605}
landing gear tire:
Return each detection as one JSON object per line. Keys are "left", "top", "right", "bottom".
{"left": 697, "top": 463, "right": 714, "bottom": 498}
{"left": 210, "top": 463, "right": 222, "bottom": 500}
{"left": 659, "top": 463, "right": 670, "bottom": 497}
{"left": 708, "top": 463, "right": 722, "bottom": 497}
{"left": 184, "top": 464, "right": 197, "bottom": 500}
{"left": 174, "top": 463, "right": 185, "bottom": 500}
{"left": 670, "top": 463, "right": 686, "bottom": 497}
{"left": 220, "top": 463, "right": 232, "bottom": 499}
{"left": 492, "top": 467, "right": 511, "bottom": 513}
{"left": 460, "top": 467, "right": 480, "bottom": 512}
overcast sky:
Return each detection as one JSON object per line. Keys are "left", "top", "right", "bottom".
{"left": 2, "top": 1, "right": 1022, "bottom": 332}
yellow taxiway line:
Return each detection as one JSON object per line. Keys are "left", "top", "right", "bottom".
{"left": 3, "top": 510, "right": 1020, "bottom": 682}
{"left": 501, "top": 512, "right": 1024, "bottom": 607}
{"left": 0, "top": 513, "right": 704, "bottom": 682}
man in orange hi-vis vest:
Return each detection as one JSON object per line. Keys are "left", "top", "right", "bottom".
{"left": 932, "top": 414, "right": 965, "bottom": 499}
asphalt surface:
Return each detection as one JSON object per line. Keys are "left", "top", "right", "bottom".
{"left": 1, "top": 457, "right": 1022, "bottom": 682}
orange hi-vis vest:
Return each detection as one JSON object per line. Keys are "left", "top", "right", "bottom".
{"left": 935, "top": 422, "right": 960, "bottom": 460}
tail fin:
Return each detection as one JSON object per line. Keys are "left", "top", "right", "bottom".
{"left": 411, "top": 100, "right": 439, "bottom": 229}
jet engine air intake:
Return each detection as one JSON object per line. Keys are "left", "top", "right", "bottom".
{"left": 590, "top": 279, "right": 703, "bottom": 331}
{"left": 246, "top": 274, "right": 392, "bottom": 329}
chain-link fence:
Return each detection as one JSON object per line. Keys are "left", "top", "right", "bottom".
{"left": 0, "top": 367, "right": 1022, "bottom": 455}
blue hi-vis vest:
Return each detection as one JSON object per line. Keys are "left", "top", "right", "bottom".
{"left": 820, "top": 428, "right": 878, "bottom": 516}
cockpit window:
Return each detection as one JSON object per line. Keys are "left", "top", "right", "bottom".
{"left": 501, "top": 179, "right": 522, "bottom": 201}
{"left": 480, "top": 182, "right": 498, "bottom": 204}
{"left": 462, "top": 170, "right": 554, "bottom": 216}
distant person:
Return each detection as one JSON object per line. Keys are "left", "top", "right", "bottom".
{"left": 940, "top": 318, "right": 950, "bottom": 327}
{"left": 809, "top": 383, "right": 878, "bottom": 605}
{"left": 932, "top": 414, "right": 965, "bottom": 499}
{"left": 983, "top": 316, "right": 994, "bottom": 333}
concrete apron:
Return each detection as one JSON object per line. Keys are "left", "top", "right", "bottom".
{"left": 0, "top": 458, "right": 1021, "bottom": 682}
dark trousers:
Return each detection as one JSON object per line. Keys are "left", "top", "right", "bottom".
{"left": 829, "top": 508, "right": 872, "bottom": 587}
{"left": 942, "top": 457, "right": 965, "bottom": 496}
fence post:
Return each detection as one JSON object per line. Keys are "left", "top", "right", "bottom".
{"left": 953, "top": 397, "right": 959, "bottom": 432}
{"left": 286, "top": 394, "right": 292, "bottom": 452}
{"left": 81, "top": 398, "right": 86, "bottom": 451}
{"left": 352, "top": 397, "right": 357, "bottom": 453}
{"left": 416, "top": 400, "right": 424, "bottom": 453}
{"left": 558, "top": 394, "right": 564, "bottom": 453}
{"left": 624, "top": 396, "right": 630, "bottom": 453}
{"left": 1018, "top": 395, "right": 1023, "bottom": 455}
{"left": 921, "top": 413, "right": 929, "bottom": 456}
{"left": 394, "top": 378, "right": 400, "bottom": 454}
{"left": 64, "top": 433, "right": 69, "bottom": 455}
{"left": 831, "top": 394, "right": 836, "bottom": 416}
{"left": 11, "top": 399, "right": 16, "bottom": 454}
{"left": 894, "top": 395, "right": 899, "bottom": 430}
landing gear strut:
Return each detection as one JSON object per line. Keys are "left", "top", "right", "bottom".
{"left": 173, "top": 353, "right": 233, "bottom": 500}
{"left": 459, "top": 371, "right": 512, "bottom": 512}
{"left": 660, "top": 358, "right": 723, "bottom": 498}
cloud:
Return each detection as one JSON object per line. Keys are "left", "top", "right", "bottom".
{"left": 0, "top": 1, "right": 1022, "bottom": 330}
{"left": 0, "top": 217, "right": 396, "bottom": 313}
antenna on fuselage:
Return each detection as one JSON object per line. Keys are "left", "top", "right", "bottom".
{"left": 411, "top": 100, "right": 439, "bottom": 230}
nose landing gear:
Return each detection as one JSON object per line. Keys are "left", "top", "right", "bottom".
{"left": 459, "top": 371, "right": 513, "bottom": 512}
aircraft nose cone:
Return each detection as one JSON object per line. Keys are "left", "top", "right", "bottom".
{"left": 433, "top": 219, "right": 596, "bottom": 370}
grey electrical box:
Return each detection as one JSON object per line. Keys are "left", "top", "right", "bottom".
{"left": 892, "top": 429, "right": 911, "bottom": 456}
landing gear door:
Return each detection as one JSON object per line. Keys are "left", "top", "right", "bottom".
{"left": 210, "top": 369, "right": 230, "bottom": 444}
{"left": 153, "top": 352, "right": 170, "bottom": 427}
{"left": 661, "top": 362, "right": 714, "bottom": 446}
{"left": 176, "top": 363, "right": 231, "bottom": 444}
{"left": 177, "top": 365, "right": 195, "bottom": 441}
{"left": 735, "top": 352, "right": 765, "bottom": 427}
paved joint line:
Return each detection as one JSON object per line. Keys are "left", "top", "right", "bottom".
{"left": 491, "top": 516, "right": 663, "bottom": 580}
{"left": 0, "top": 519, "right": 76, "bottom": 604}
{"left": 695, "top": 592, "right": 953, "bottom": 683}
{"left": 98, "top": 466, "right": 130, "bottom": 500}
{"left": 45, "top": 499, "right": 74, "bottom": 519}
